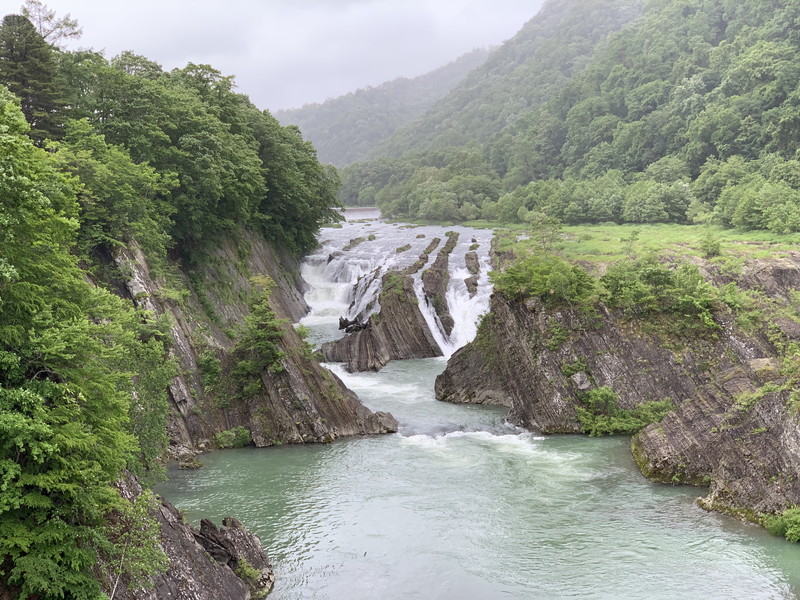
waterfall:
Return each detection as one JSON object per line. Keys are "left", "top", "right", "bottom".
{"left": 300, "top": 209, "right": 493, "bottom": 358}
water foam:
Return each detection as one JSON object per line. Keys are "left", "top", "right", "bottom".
{"left": 300, "top": 215, "right": 494, "bottom": 359}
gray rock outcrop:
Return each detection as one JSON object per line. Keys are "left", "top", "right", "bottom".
{"left": 436, "top": 252, "right": 800, "bottom": 522}
{"left": 464, "top": 251, "right": 481, "bottom": 297}
{"left": 322, "top": 271, "right": 442, "bottom": 371}
{"left": 422, "top": 232, "right": 459, "bottom": 335}
{"left": 105, "top": 474, "right": 274, "bottom": 600}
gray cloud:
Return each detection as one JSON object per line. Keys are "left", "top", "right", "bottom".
{"left": 23, "top": 0, "right": 543, "bottom": 110}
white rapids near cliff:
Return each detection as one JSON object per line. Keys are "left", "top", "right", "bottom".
{"left": 299, "top": 207, "right": 494, "bottom": 357}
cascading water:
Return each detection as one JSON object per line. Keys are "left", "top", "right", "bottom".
{"left": 156, "top": 209, "right": 800, "bottom": 600}
{"left": 299, "top": 208, "right": 494, "bottom": 357}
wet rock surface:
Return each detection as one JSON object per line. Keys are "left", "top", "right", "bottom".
{"left": 108, "top": 475, "right": 274, "bottom": 600}
{"left": 464, "top": 251, "right": 481, "bottom": 298}
{"left": 321, "top": 236, "right": 456, "bottom": 372}
{"left": 422, "top": 232, "right": 459, "bottom": 336}
{"left": 437, "top": 253, "right": 800, "bottom": 520}
{"left": 322, "top": 271, "right": 442, "bottom": 371}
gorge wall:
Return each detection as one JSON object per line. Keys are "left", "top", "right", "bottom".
{"left": 437, "top": 252, "right": 800, "bottom": 521}
{"left": 102, "top": 230, "right": 398, "bottom": 597}
{"left": 116, "top": 230, "right": 397, "bottom": 462}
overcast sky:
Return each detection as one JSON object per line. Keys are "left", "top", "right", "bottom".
{"left": 22, "top": 0, "right": 545, "bottom": 111}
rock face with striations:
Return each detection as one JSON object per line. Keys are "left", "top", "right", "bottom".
{"left": 436, "top": 253, "right": 800, "bottom": 521}
{"left": 422, "top": 231, "right": 459, "bottom": 335}
{"left": 114, "top": 229, "right": 397, "bottom": 459}
{"left": 322, "top": 270, "right": 443, "bottom": 371}
{"left": 464, "top": 250, "right": 481, "bottom": 297}
{"left": 105, "top": 474, "right": 274, "bottom": 600}
{"left": 321, "top": 237, "right": 451, "bottom": 372}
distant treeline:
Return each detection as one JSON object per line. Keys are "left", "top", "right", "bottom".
{"left": 340, "top": 0, "right": 800, "bottom": 233}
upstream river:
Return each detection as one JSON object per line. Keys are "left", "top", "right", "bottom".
{"left": 156, "top": 210, "right": 800, "bottom": 599}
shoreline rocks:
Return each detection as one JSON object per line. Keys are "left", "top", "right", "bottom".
{"left": 435, "top": 253, "right": 800, "bottom": 523}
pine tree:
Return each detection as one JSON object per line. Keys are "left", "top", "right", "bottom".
{"left": 0, "top": 14, "right": 64, "bottom": 143}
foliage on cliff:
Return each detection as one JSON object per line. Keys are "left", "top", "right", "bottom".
{"left": 576, "top": 387, "right": 674, "bottom": 436}
{"left": 0, "top": 86, "right": 170, "bottom": 599}
{"left": 0, "top": 3, "right": 345, "bottom": 595}
{"left": 492, "top": 243, "right": 719, "bottom": 334}
{"left": 490, "top": 253, "right": 595, "bottom": 306}
{"left": 230, "top": 276, "right": 287, "bottom": 398}
{"left": 600, "top": 255, "right": 718, "bottom": 330}
{"left": 341, "top": 0, "right": 800, "bottom": 236}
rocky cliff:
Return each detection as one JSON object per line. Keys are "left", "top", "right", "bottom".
{"left": 116, "top": 230, "right": 397, "bottom": 461}
{"left": 101, "top": 230, "right": 398, "bottom": 597}
{"left": 102, "top": 474, "right": 274, "bottom": 600}
{"left": 436, "top": 252, "right": 800, "bottom": 522}
{"left": 321, "top": 238, "right": 447, "bottom": 371}
{"left": 321, "top": 270, "right": 443, "bottom": 371}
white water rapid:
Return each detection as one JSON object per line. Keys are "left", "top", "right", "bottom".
{"left": 156, "top": 209, "right": 800, "bottom": 600}
{"left": 299, "top": 207, "right": 493, "bottom": 357}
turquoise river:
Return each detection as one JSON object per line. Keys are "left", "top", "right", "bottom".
{"left": 156, "top": 213, "right": 800, "bottom": 599}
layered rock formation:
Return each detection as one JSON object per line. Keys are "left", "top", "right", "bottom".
{"left": 321, "top": 238, "right": 448, "bottom": 371}
{"left": 422, "top": 231, "right": 459, "bottom": 335}
{"left": 115, "top": 230, "right": 397, "bottom": 459}
{"left": 464, "top": 250, "right": 481, "bottom": 297}
{"left": 107, "top": 475, "right": 274, "bottom": 600}
{"left": 436, "top": 252, "right": 800, "bottom": 521}
{"left": 322, "top": 270, "right": 443, "bottom": 371}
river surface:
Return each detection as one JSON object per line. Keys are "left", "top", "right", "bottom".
{"left": 156, "top": 210, "right": 800, "bottom": 599}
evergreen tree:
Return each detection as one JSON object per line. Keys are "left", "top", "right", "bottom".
{"left": 0, "top": 13, "right": 63, "bottom": 143}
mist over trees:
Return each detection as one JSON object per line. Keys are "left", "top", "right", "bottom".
{"left": 275, "top": 48, "right": 491, "bottom": 168}
{"left": 342, "top": 0, "right": 800, "bottom": 234}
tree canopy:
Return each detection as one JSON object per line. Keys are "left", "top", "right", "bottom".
{"left": 340, "top": 0, "right": 800, "bottom": 234}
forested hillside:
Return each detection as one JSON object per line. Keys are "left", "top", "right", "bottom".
{"left": 275, "top": 48, "right": 491, "bottom": 167}
{"left": 374, "top": 0, "right": 641, "bottom": 159}
{"left": 0, "top": 5, "right": 342, "bottom": 598}
{"left": 342, "top": 0, "right": 800, "bottom": 234}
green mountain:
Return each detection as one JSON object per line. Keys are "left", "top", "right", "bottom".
{"left": 343, "top": 0, "right": 800, "bottom": 234}
{"left": 275, "top": 47, "right": 492, "bottom": 167}
{"left": 374, "top": 0, "right": 640, "bottom": 159}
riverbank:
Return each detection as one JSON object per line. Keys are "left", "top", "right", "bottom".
{"left": 155, "top": 215, "right": 800, "bottom": 598}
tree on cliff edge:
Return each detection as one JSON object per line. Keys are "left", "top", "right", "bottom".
{"left": 0, "top": 13, "right": 64, "bottom": 143}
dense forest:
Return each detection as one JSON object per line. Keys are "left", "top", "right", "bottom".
{"left": 275, "top": 47, "right": 491, "bottom": 168}
{"left": 8, "top": 0, "right": 800, "bottom": 594}
{"left": 341, "top": 0, "right": 800, "bottom": 235}
{"left": 0, "top": 3, "right": 341, "bottom": 598}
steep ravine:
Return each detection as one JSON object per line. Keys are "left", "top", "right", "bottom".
{"left": 437, "top": 252, "right": 800, "bottom": 524}
{"left": 107, "top": 230, "right": 397, "bottom": 597}
{"left": 116, "top": 231, "right": 397, "bottom": 461}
